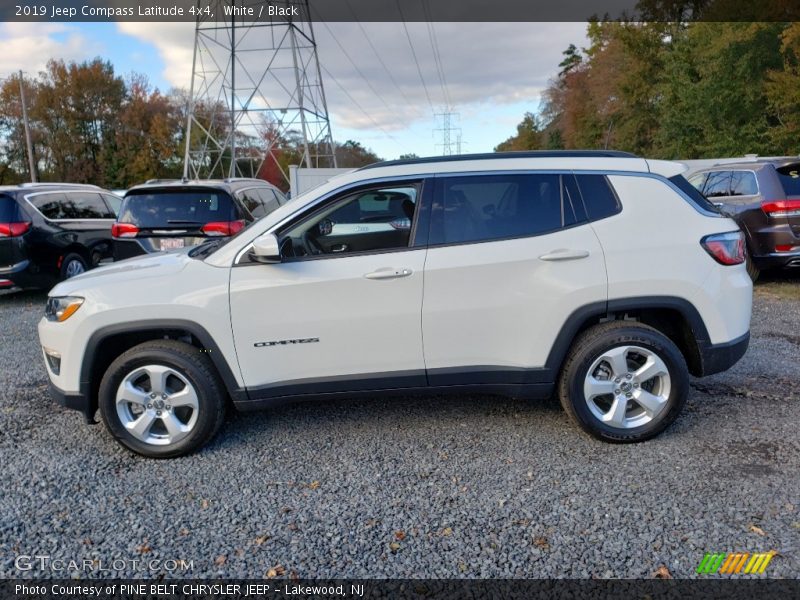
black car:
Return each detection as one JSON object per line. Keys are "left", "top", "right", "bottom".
{"left": 113, "top": 178, "right": 287, "bottom": 260}
{"left": 0, "top": 183, "right": 120, "bottom": 290}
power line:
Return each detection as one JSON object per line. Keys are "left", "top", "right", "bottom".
{"left": 396, "top": 0, "right": 435, "bottom": 115}
{"left": 315, "top": 15, "right": 403, "bottom": 121}
{"left": 320, "top": 64, "right": 412, "bottom": 155}
{"left": 422, "top": 1, "right": 451, "bottom": 109}
{"left": 341, "top": 0, "right": 427, "bottom": 120}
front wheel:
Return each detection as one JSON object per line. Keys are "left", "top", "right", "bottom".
{"left": 98, "top": 340, "right": 226, "bottom": 458}
{"left": 558, "top": 321, "right": 689, "bottom": 443}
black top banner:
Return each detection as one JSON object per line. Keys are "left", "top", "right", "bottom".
{"left": 2, "top": 0, "right": 799, "bottom": 22}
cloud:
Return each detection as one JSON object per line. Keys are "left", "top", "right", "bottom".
{"left": 0, "top": 23, "right": 97, "bottom": 77}
{"left": 116, "top": 21, "right": 587, "bottom": 131}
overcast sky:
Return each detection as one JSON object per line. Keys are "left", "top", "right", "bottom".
{"left": 0, "top": 21, "right": 587, "bottom": 159}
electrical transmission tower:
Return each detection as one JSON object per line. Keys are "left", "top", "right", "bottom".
{"left": 183, "top": 0, "right": 337, "bottom": 183}
{"left": 434, "top": 110, "right": 462, "bottom": 156}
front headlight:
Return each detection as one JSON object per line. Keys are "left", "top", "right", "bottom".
{"left": 45, "top": 296, "right": 84, "bottom": 322}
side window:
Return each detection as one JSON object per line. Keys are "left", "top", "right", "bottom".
{"left": 729, "top": 172, "right": 758, "bottom": 196}
{"left": 702, "top": 171, "right": 732, "bottom": 197}
{"left": 430, "top": 174, "right": 567, "bottom": 245}
{"left": 254, "top": 188, "right": 281, "bottom": 216}
{"left": 29, "top": 192, "right": 67, "bottom": 219}
{"left": 776, "top": 163, "right": 800, "bottom": 196}
{"left": 237, "top": 189, "right": 262, "bottom": 218}
{"left": 281, "top": 184, "right": 419, "bottom": 258}
{"left": 575, "top": 174, "right": 620, "bottom": 221}
{"left": 688, "top": 173, "right": 707, "bottom": 191}
{"left": 102, "top": 193, "right": 122, "bottom": 217}
{"left": 60, "top": 192, "right": 114, "bottom": 219}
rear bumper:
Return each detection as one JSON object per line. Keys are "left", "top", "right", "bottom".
{"left": 112, "top": 239, "right": 149, "bottom": 261}
{"left": 48, "top": 381, "right": 95, "bottom": 423}
{"left": 697, "top": 331, "right": 750, "bottom": 376}
{"left": 752, "top": 251, "right": 800, "bottom": 270}
{"left": 0, "top": 259, "right": 48, "bottom": 289}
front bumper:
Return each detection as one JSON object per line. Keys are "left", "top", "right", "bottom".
{"left": 48, "top": 381, "right": 95, "bottom": 423}
{"left": 697, "top": 331, "right": 750, "bottom": 377}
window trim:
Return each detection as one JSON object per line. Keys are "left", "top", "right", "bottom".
{"left": 23, "top": 190, "right": 117, "bottom": 222}
{"left": 236, "top": 178, "right": 430, "bottom": 265}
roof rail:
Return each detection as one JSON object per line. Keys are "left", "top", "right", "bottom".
{"left": 18, "top": 182, "right": 102, "bottom": 189}
{"left": 359, "top": 150, "right": 639, "bottom": 171}
{"left": 222, "top": 177, "right": 267, "bottom": 183}
{"left": 144, "top": 178, "right": 182, "bottom": 184}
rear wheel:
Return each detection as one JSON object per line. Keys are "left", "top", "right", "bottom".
{"left": 99, "top": 340, "right": 226, "bottom": 458}
{"left": 60, "top": 253, "right": 87, "bottom": 280}
{"left": 558, "top": 321, "right": 689, "bottom": 443}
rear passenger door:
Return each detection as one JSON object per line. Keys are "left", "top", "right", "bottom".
{"left": 421, "top": 172, "right": 607, "bottom": 386}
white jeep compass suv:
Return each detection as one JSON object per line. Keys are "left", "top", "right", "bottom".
{"left": 38, "top": 152, "right": 752, "bottom": 458}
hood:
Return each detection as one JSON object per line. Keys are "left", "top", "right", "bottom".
{"left": 50, "top": 251, "right": 191, "bottom": 297}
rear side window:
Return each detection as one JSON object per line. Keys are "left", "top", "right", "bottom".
{"left": 776, "top": 163, "right": 800, "bottom": 196}
{"left": 430, "top": 174, "right": 573, "bottom": 245}
{"left": 31, "top": 192, "right": 114, "bottom": 219}
{"left": 119, "top": 190, "right": 237, "bottom": 228}
{"left": 668, "top": 175, "right": 721, "bottom": 213}
{"left": 702, "top": 171, "right": 732, "bottom": 197}
{"left": 102, "top": 193, "right": 122, "bottom": 217}
{"left": 29, "top": 192, "right": 67, "bottom": 219}
{"left": 575, "top": 174, "right": 620, "bottom": 221}
{"left": 730, "top": 171, "right": 758, "bottom": 196}
{"left": 0, "top": 195, "right": 21, "bottom": 221}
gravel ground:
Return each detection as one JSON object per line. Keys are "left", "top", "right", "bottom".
{"left": 0, "top": 279, "right": 798, "bottom": 580}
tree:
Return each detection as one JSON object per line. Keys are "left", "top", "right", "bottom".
{"left": 765, "top": 22, "right": 800, "bottom": 154}
{"left": 334, "top": 140, "right": 382, "bottom": 167}
{"left": 494, "top": 112, "right": 543, "bottom": 151}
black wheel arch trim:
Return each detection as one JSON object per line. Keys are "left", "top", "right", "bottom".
{"left": 79, "top": 319, "right": 247, "bottom": 409}
{"left": 543, "top": 296, "right": 713, "bottom": 377}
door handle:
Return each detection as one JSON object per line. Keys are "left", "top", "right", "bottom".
{"left": 539, "top": 249, "right": 590, "bottom": 261}
{"left": 364, "top": 267, "right": 413, "bottom": 280}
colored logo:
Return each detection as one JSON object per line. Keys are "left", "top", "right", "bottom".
{"left": 697, "top": 551, "right": 776, "bottom": 575}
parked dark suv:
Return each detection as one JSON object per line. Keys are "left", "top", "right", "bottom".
{"left": 0, "top": 183, "right": 120, "bottom": 290}
{"left": 113, "top": 178, "right": 287, "bottom": 260}
{"left": 688, "top": 159, "right": 800, "bottom": 280}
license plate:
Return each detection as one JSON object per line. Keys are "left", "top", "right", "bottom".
{"left": 160, "top": 238, "right": 185, "bottom": 250}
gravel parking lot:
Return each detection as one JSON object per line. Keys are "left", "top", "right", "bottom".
{"left": 1, "top": 278, "right": 798, "bottom": 580}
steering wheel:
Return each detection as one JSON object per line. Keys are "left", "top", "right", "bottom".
{"left": 300, "top": 230, "right": 325, "bottom": 256}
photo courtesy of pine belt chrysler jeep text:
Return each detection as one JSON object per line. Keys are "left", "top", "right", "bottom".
{"left": 37, "top": 152, "right": 753, "bottom": 458}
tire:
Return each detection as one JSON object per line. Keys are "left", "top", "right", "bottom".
{"left": 60, "top": 252, "right": 87, "bottom": 280}
{"left": 745, "top": 253, "right": 760, "bottom": 283}
{"left": 98, "top": 340, "right": 226, "bottom": 458}
{"left": 557, "top": 321, "right": 689, "bottom": 443}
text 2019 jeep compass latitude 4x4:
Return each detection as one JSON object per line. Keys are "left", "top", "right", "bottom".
{"left": 38, "top": 152, "right": 752, "bottom": 458}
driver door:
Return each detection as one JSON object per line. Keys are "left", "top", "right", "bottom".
{"left": 229, "top": 180, "right": 429, "bottom": 398}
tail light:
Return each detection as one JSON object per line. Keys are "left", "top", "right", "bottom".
{"left": 201, "top": 220, "right": 245, "bottom": 236}
{"left": 112, "top": 223, "right": 139, "bottom": 238}
{"left": 701, "top": 231, "right": 745, "bottom": 265}
{"left": 0, "top": 221, "right": 31, "bottom": 237}
{"left": 762, "top": 199, "right": 800, "bottom": 218}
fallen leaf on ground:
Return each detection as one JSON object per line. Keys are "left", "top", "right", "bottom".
{"left": 200, "top": 499, "right": 209, "bottom": 509}
{"left": 136, "top": 543, "right": 151, "bottom": 554}
{"left": 389, "top": 542, "right": 401, "bottom": 552}
{"left": 255, "top": 535, "right": 270, "bottom": 545}
{"left": 533, "top": 536, "right": 550, "bottom": 550}
{"left": 749, "top": 524, "right": 767, "bottom": 536}
{"left": 178, "top": 528, "right": 190, "bottom": 536}
{"left": 265, "top": 565, "right": 286, "bottom": 578}
{"left": 654, "top": 565, "right": 672, "bottom": 579}
{"left": 214, "top": 555, "right": 226, "bottom": 566}
{"left": 308, "top": 481, "right": 320, "bottom": 490}
{"left": 394, "top": 530, "right": 406, "bottom": 541}
{"left": 442, "top": 527, "right": 453, "bottom": 536}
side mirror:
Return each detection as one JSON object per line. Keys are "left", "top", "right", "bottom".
{"left": 250, "top": 233, "right": 281, "bottom": 264}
